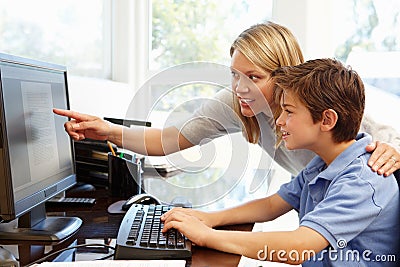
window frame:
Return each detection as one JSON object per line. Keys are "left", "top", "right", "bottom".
{"left": 115, "top": 1, "right": 234, "bottom": 119}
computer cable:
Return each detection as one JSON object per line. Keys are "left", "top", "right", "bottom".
{"left": 25, "top": 243, "right": 116, "bottom": 266}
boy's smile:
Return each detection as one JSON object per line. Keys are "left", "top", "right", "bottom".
{"left": 276, "top": 91, "right": 320, "bottom": 151}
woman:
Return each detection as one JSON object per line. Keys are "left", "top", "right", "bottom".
{"left": 53, "top": 21, "right": 400, "bottom": 177}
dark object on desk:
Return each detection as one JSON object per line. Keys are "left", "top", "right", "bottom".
{"left": 74, "top": 139, "right": 116, "bottom": 187}
{"left": 75, "top": 117, "right": 150, "bottom": 188}
{"left": 46, "top": 183, "right": 96, "bottom": 207}
{"left": 108, "top": 153, "right": 143, "bottom": 198}
{"left": 46, "top": 197, "right": 96, "bottom": 207}
{"left": 108, "top": 194, "right": 189, "bottom": 214}
{"left": 121, "top": 193, "right": 161, "bottom": 211}
{"left": 67, "top": 182, "right": 96, "bottom": 195}
{"left": 0, "top": 246, "right": 18, "bottom": 267}
{"left": 107, "top": 192, "right": 159, "bottom": 214}
{"left": 107, "top": 200, "right": 128, "bottom": 214}
{"left": 115, "top": 204, "right": 192, "bottom": 260}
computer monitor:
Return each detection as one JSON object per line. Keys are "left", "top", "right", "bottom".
{"left": 0, "top": 53, "right": 82, "bottom": 242}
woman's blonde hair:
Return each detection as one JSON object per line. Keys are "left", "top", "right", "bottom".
{"left": 230, "top": 21, "right": 304, "bottom": 143}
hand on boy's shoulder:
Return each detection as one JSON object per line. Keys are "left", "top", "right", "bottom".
{"left": 365, "top": 141, "right": 400, "bottom": 177}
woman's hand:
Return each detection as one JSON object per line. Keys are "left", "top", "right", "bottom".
{"left": 366, "top": 141, "right": 400, "bottom": 176}
{"left": 161, "top": 208, "right": 214, "bottom": 247}
{"left": 53, "top": 108, "right": 112, "bottom": 141}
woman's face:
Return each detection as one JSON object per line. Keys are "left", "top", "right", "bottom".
{"left": 230, "top": 50, "right": 275, "bottom": 117}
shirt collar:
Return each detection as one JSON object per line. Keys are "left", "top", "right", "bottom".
{"left": 303, "top": 133, "right": 372, "bottom": 183}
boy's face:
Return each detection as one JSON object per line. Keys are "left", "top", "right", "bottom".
{"left": 276, "top": 91, "right": 321, "bottom": 151}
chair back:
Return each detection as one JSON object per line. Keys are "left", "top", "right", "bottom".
{"left": 394, "top": 170, "right": 400, "bottom": 188}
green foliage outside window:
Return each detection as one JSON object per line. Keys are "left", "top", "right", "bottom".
{"left": 335, "top": 0, "right": 400, "bottom": 62}
{"left": 151, "top": 0, "right": 254, "bottom": 68}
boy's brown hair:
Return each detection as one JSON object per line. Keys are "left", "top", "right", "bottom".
{"left": 272, "top": 58, "right": 365, "bottom": 143}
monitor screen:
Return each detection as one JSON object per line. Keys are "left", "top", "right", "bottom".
{"left": 0, "top": 53, "right": 81, "bottom": 242}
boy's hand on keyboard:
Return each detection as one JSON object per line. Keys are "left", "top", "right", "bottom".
{"left": 162, "top": 207, "right": 215, "bottom": 227}
{"left": 161, "top": 208, "right": 213, "bottom": 247}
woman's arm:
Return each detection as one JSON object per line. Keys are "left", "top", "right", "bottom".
{"left": 361, "top": 114, "right": 400, "bottom": 176}
{"left": 53, "top": 108, "right": 194, "bottom": 156}
{"left": 120, "top": 125, "right": 194, "bottom": 155}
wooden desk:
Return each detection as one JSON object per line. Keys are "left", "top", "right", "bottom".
{"left": 4, "top": 166, "right": 273, "bottom": 266}
{"left": 5, "top": 187, "right": 250, "bottom": 266}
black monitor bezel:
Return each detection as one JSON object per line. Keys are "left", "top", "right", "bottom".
{"left": 0, "top": 53, "right": 76, "bottom": 222}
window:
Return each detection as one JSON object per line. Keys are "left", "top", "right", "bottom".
{"left": 138, "top": 0, "right": 273, "bottom": 126}
{"left": 333, "top": 0, "right": 400, "bottom": 97}
{"left": 124, "top": 0, "right": 274, "bottom": 177}
{"left": 274, "top": 0, "right": 400, "bottom": 132}
{"left": 150, "top": 0, "right": 271, "bottom": 69}
{"left": 283, "top": 0, "right": 400, "bottom": 97}
{"left": 332, "top": 0, "right": 400, "bottom": 130}
{"left": 0, "top": 0, "right": 111, "bottom": 78}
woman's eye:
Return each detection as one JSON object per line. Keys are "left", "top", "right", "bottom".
{"left": 249, "top": 75, "right": 258, "bottom": 81}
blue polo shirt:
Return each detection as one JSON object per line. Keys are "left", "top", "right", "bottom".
{"left": 278, "top": 133, "right": 399, "bottom": 266}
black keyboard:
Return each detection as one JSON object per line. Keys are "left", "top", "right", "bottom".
{"left": 114, "top": 204, "right": 192, "bottom": 260}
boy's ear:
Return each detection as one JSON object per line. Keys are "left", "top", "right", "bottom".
{"left": 320, "top": 109, "right": 338, "bottom": 132}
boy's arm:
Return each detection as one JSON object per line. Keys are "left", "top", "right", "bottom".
{"left": 162, "top": 193, "right": 293, "bottom": 229}
{"left": 211, "top": 193, "right": 293, "bottom": 226}
{"left": 206, "top": 226, "right": 328, "bottom": 264}
{"left": 204, "top": 194, "right": 328, "bottom": 264}
{"left": 162, "top": 194, "right": 328, "bottom": 265}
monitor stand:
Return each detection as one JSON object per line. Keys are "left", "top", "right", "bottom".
{"left": 0, "top": 203, "right": 82, "bottom": 242}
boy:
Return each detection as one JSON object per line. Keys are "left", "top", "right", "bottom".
{"left": 162, "top": 58, "right": 399, "bottom": 266}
